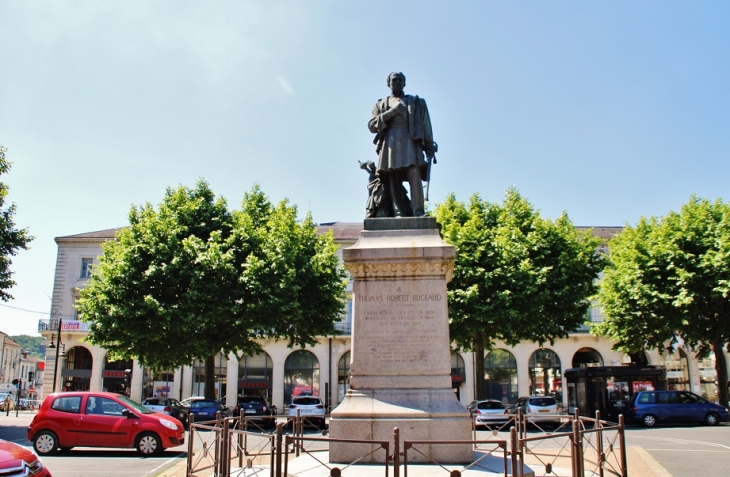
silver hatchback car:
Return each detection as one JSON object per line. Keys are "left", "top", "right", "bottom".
{"left": 511, "top": 396, "right": 559, "bottom": 423}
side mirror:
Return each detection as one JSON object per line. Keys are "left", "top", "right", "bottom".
{"left": 122, "top": 408, "right": 137, "bottom": 419}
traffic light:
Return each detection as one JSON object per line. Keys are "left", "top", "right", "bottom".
{"left": 28, "top": 371, "right": 34, "bottom": 381}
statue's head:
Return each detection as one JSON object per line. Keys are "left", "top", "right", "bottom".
{"left": 387, "top": 72, "right": 406, "bottom": 88}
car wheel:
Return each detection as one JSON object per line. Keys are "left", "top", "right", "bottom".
{"left": 705, "top": 412, "right": 720, "bottom": 426}
{"left": 136, "top": 432, "right": 162, "bottom": 456}
{"left": 33, "top": 430, "right": 59, "bottom": 455}
{"left": 642, "top": 414, "right": 657, "bottom": 427}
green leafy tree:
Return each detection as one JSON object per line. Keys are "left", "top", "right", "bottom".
{"left": 0, "top": 146, "right": 33, "bottom": 301}
{"left": 435, "top": 188, "right": 605, "bottom": 400}
{"left": 78, "top": 181, "right": 346, "bottom": 399}
{"left": 594, "top": 196, "right": 730, "bottom": 407}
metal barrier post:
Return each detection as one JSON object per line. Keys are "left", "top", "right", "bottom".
{"left": 392, "top": 427, "right": 400, "bottom": 477}
{"left": 510, "top": 427, "right": 520, "bottom": 477}
{"left": 618, "top": 415, "right": 627, "bottom": 477}
{"left": 596, "top": 411, "right": 604, "bottom": 477}
{"left": 220, "top": 417, "right": 230, "bottom": 477}
{"left": 295, "top": 409, "right": 301, "bottom": 457}
{"left": 275, "top": 423, "right": 283, "bottom": 477}
{"left": 572, "top": 418, "right": 584, "bottom": 477}
{"left": 187, "top": 414, "right": 195, "bottom": 476}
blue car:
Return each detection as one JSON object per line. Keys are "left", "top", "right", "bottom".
{"left": 628, "top": 390, "right": 730, "bottom": 427}
{"left": 188, "top": 399, "right": 229, "bottom": 421}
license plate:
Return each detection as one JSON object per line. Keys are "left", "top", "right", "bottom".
{"left": 244, "top": 409, "right": 254, "bottom": 414}
{"left": 539, "top": 410, "right": 549, "bottom": 413}
{"left": 199, "top": 412, "right": 209, "bottom": 415}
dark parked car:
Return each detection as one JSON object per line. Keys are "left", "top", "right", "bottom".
{"left": 142, "top": 397, "right": 190, "bottom": 427}
{"left": 628, "top": 390, "right": 730, "bottom": 427}
{"left": 188, "top": 399, "right": 229, "bottom": 421}
{"left": 233, "top": 396, "right": 276, "bottom": 428}
{"left": 28, "top": 392, "right": 184, "bottom": 456}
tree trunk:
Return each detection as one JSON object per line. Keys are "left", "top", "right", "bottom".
{"left": 712, "top": 339, "right": 729, "bottom": 407}
{"left": 474, "top": 334, "right": 486, "bottom": 401}
{"left": 204, "top": 355, "right": 216, "bottom": 400}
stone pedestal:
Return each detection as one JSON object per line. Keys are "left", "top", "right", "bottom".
{"left": 329, "top": 218, "right": 472, "bottom": 464}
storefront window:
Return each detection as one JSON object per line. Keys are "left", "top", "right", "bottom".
{"left": 662, "top": 348, "right": 690, "bottom": 391}
{"left": 699, "top": 353, "right": 718, "bottom": 402}
{"left": 284, "top": 350, "right": 320, "bottom": 404}
{"left": 571, "top": 348, "right": 603, "bottom": 368}
{"left": 61, "top": 346, "right": 93, "bottom": 392}
{"left": 485, "top": 349, "right": 518, "bottom": 404}
{"left": 144, "top": 368, "right": 175, "bottom": 398}
{"left": 237, "top": 352, "right": 273, "bottom": 399}
{"left": 337, "top": 351, "right": 350, "bottom": 402}
{"left": 192, "top": 352, "right": 227, "bottom": 399}
{"left": 101, "top": 355, "right": 133, "bottom": 395}
{"left": 529, "top": 349, "right": 562, "bottom": 400}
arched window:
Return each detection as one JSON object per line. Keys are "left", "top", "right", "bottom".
{"left": 238, "top": 352, "right": 274, "bottom": 400}
{"left": 529, "top": 349, "right": 562, "bottom": 400}
{"left": 284, "top": 350, "right": 320, "bottom": 404}
{"left": 451, "top": 352, "right": 467, "bottom": 401}
{"left": 337, "top": 351, "right": 351, "bottom": 402}
{"left": 571, "top": 348, "right": 603, "bottom": 368}
{"left": 192, "top": 352, "right": 228, "bottom": 399}
{"left": 485, "top": 349, "right": 518, "bottom": 404}
{"left": 62, "top": 346, "right": 93, "bottom": 392}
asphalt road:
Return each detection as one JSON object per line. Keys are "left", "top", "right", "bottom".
{"left": 624, "top": 424, "right": 730, "bottom": 477}
{"left": 0, "top": 411, "right": 186, "bottom": 477}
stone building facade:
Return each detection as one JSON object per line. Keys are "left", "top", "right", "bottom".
{"left": 37, "top": 223, "right": 729, "bottom": 412}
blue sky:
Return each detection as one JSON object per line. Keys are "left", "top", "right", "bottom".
{"left": 1, "top": 1, "right": 729, "bottom": 337}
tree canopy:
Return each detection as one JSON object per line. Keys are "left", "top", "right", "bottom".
{"left": 0, "top": 146, "right": 33, "bottom": 301}
{"left": 594, "top": 195, "right": 730, "bottom": 406}
{"left": 435, "top": 188, "right": 605, "bottom": 400}
{"left": 77, "top": 180, "right": 347, "bottom": 397}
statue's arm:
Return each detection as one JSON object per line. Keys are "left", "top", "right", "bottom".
{"left": 368, "top": 99, "right": 401, "bottom": 134}
{"left": 419, "top": 98, "right": 437, "bottom": 157}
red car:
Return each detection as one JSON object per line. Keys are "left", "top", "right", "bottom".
{"left": 28, "top": 392, "right": 185, "bottom": 456}
{"left": 0, "top": 438, "right": 51, "bottom": 476}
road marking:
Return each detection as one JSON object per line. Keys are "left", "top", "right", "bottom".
{"left": 644, "top": 449, "right": 730, "bottom": 452}
{"left": 631, "top": 435, "right": 730, "bottom": 451}
{"left": 145, "top": 452, "right": 187, "bottom": 476}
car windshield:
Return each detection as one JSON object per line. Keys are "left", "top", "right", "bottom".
{"left": 477, "top": 401, "right": 504, "bottom": 410}
{"left": 191, "top": 400, "right": 217, "bottom": 408}
{"left": 529, "top": 397, "right": 556, "bottom": 406}
{"left": 239, "top": 397, "right": 264, "bottom": 404}
{"left": 293, "top": 398, "right": 321, "bottom": 406}
{"left": 116, "top": 395, "right": 154, "bottom": 414}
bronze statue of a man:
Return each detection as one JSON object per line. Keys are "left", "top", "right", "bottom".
{"left": 368, "top": 72, "right": 437, "bottom": 217}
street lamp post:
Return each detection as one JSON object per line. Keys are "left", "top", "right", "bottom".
{"left": 49, "top": 318, "right": 63, "bottom": 393}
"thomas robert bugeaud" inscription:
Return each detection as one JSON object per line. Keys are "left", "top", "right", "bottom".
{"left": 356, "top": 287, "right": 443, "bottom": 367}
